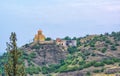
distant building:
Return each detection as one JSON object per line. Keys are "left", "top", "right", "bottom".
{"left": 33, "top": 30, "right": 77, "bottom": 47}
{"left": 56, "top": 38, "right": 66, "bottom": 46}
{"left": 56, "top": 38, "right": 62, "bottom": 45}
{"left": 56, "top": 38, "right": 77, "bottom": 47}
{"left": 33, "top": 30, "right": 55, "bottom": 44}
{"left": 34, "top": 30, "right": 46, "bottom": 42}
{"left": 66, "top": 40, "right": 77, "bottom": 47}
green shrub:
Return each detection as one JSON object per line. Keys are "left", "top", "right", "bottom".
{"left": 94, "top": 62, "right": 104, "bottom": 67}
{"left": 29, "top": 52, "right": 36, "bottom": 58}
{"left": 101, "top": 68, "right": 105, "bottom": 72}
{"left": 115, "top": 43, "right": 119, "bottom": 46}
{"left": 91, "top": 53, "right": 96, "bottom": 56}
{"left": 101, "top": 48, "right": 107, "bottom": 53}
{"left": 110, "top": 45, "right": 117, "bottom": 50}
{"left": 67, "top": 46, "right": 78, "bottom": 54}
{"left": 57, "top": 64, "right": 68, "bottom": 73}
{"left": 84, "top": 44, "right": 88, "bottom": 47}
{"left": 0, "top": 69, "right": 2, "bottom": 74}
{"left": 84, "top": 61, "right": 95, "bottom": 68}
{"left": 64, "top": 36, "right": 71, "bottom": 40}
{"left": 48, "top": 64, "right": 61, "bottom": 73}
{"left": 45, "top": 37, "right": 52, "bottom": 41}
{"left": 78, "top": 66, "right": 84, "bottom": 70}
{"left": 31, "top": 44, "right": 40, "bottom": 49}
{"left": 103, "top": 59, "right": 114, "bottom": 65}
{"left": 42, "top": 66, "right": 49, "bottom": 74}
{"left": 79, "top": 61, "right": 85, "bottom": 65}
{"left": 86, "top": 71, "right": 91, "bottom": 76}
{"left": 25, "top": 44, "right": 29, "bottom": 48}
{"left": 93, "top": 69, "right": 101, "bottom": 73}
{"left": 93, "top": 68, "right": 104, "bottom": 73}
{"left": 105, "top": 40, "right": 111, "bottom": 44}
{"left": 26, "top": 66, "right": 41, "bottom": 75}
{"left": 90, "top": 44, "right": 95, "bottom": 47}
{"left": 92, "top": 47, "right": 96, "bottom": 50}
{"left": 83, "top": 51, "right": 91, "bottom": 56}
{"left": 112, "top": 58, "right": 120, "bottom": 62}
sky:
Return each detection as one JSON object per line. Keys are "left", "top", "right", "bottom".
{"left": 0, "top": 0, "right": 120, "bottom": 54}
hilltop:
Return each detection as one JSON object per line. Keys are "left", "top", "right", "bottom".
{"left": 0, "top": 31, "right": 120, "bottom": 76}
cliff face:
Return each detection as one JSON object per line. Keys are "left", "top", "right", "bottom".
{"left": 22, "top": 43, "right": 68, "bottom": 66}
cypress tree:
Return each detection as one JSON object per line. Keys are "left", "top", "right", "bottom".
{"left": 4, "top": 32, "right": 26, "bottom": 76}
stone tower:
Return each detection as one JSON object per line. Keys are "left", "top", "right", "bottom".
{"left": 34, "top": 30, "right": 45, "bottom": 42}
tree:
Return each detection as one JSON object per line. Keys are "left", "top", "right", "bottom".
{"left": 64, "top": 36, "right": 71, "bottom": 40}
{"left": 4, "top": 32, "right": 26, "bottom": 76}
{"left": 72, "top": 37, "right": 77, "bottom": 40}
{"left": 45, "top": 37, "right": 52, "bottom": 41}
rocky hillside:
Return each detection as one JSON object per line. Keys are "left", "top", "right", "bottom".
{"left": 21, "top": 42, "right": 68, "bottom": 66}
{"left": 0, "top": 31, "right": 120, "bottom": 76}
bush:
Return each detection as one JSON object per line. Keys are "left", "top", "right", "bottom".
{"left": 31, "top": 44, "right": 40, "bottom": 49}
{"left": 26, "top": 67, "right": 41, "bottom": 75}
{"left": 92, "top": 47, "right": 96, "bottom": 50}
{"left": 45, "top": 37, "right": 52, "bottom": 41}
{"left": 93, "top": 68, "right": 104, "bottom": 73}
{"left": 42, "top": 66, "right": 49, "bottom": 74}
{"left": 84, "top": 44, "right": 88, "bottom": 47}
{"left": 48, "top": 64, "right": 61, "bottom": 73}
{"left": 0, "top": 69, "right": 2, "bottom": 74}
{"left": 115, "top": 43, "right": 119, "bottom": 46}
{"left": 105, "top": 40, "right": 111, "bottom": 44}
{"left": 64, "top": 36, "right": 71, "bottom": 40}
{"left": 101, "top": 48, "right": 107, "bottom": 53}
{"left": 110, "top": 45, "right": 117, "bottom": 50}
{"left": 66, "top": 66, "right": 79, "bottom": 72}
{"left": 101, "top": 68, "right": 105, "bottom": 72}
{"left": 94, "top": 62, "right": 104, "bottom": 67}
{"left": 86, "top": 71, "right": 91, "bottom": 76}
{"left": 91, "top": 53, "right": 96, "bottom": 56}
{"left": 103, "top": 59, "right": 114, "bottom": 65}
{"left": 78, "top": 66, "right": 84, "bottom": 70}
{"left": 90, "top": 44, "right": 95, "bottom": 47}
{"left": 83, "top": 51, "right": 91, "bottom": 56}
{"left": 57, "top": 64, "right": 68, "bottom": 73}
{"left": 67, "top": 46, "right": 78, "bottom": 54}
{"left": 79, "top": 61, "right": 85, "bottom": 65}
{"left": 112, "top": 58, "right": 120, "bottom": 62}
{"left": 93, "top": 69, "right": 101, "bottom": 73}
{"left": 104, "top": 44, "right": 108, "bottom": 47}
{"left": 25, "top": 44, "right": 29, "bottom": 48}
{"left": 29, "top": 52, "right": 36, "bottom": 58}
{"left": 84, "top": 61, "right": 95, "bottom": 68}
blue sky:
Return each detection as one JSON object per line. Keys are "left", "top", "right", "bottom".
{"left": 0, "top": 0, "right": 120, "bottom": 54}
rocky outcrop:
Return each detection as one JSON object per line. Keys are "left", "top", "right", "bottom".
{"left": 23, "top": 43, "right": 68, "bottom": 66}
{"left": 105, "top": 68, "right": 120, "bottom": 74}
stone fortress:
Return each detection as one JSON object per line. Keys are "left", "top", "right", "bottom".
{"left": 34, "top": 30, "right": 77, "bottom": 47}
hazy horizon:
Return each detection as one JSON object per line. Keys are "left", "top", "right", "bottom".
{"left": 0, "top": 0, "right": 120, "bottom": 54}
